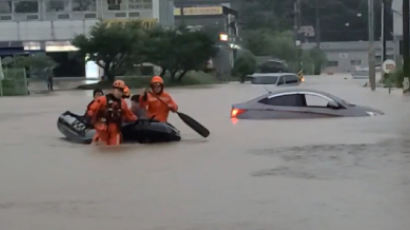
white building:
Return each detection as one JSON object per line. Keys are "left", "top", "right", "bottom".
{"left": 0, "top": 0, "right": 174, "bottom": 54}
{"left": 0, "top": 0, "right": 174, "bottom": 77}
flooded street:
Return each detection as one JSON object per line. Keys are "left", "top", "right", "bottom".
{"left": 1, "top": 75, "right": 410, "bottom": 230}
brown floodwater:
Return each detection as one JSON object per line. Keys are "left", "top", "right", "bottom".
{"left": 1, "top": 75, "right": 410, "bottom": 230}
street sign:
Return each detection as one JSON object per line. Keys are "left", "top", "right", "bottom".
{"left": 382, "top": 59, "right": 396, "bottom": 74}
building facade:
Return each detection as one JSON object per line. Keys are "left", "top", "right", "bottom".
{"left": 0, "top": 0, "right": 174, "bottom": 77}
{"left": 0, "top": 0, "right": 174, "bottom": 49}
{"left": 174, "top": 0, "right": 238, "bottom": 79}
{"left": 302, "top": 41, "right": 395, "bottom": 73}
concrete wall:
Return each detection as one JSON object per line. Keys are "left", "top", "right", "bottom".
{"left": 157, "top": 0, "right": 175, "bottom": 28}
{"left": 0, "top": 0, "right": 174, "bottom": 43}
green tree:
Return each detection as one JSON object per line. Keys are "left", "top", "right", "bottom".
{"left": 172, "top": 29, "right": 217, "bottom": 81}
{"left": 142, "top": 27, "right": 176, "bottom": 77}
{"left": 143, "top": 28, "right": 217, "bottom": 81}
{"left": 244, "top": 30, "right": 300, "bottom": 64}
{"left": 73, "top": 21, "right": 146, "bottom": 82}
{"left": 5, "top": 54, "right": 57, "bottom": 79}
{"left": 308, "top": 48, "right": 327, "bottom": 75}
{"left": 232, "top": 50, "right": 257, "bottom": 82}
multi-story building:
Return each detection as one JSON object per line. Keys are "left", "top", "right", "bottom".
{"left": 173, "top": 0, "right": 238, "bottom": 79}
{"left": 0, "top": 0, "right": 174, "bottom": 77}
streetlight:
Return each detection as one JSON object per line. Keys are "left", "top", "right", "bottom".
{"left": 219, "top": 33, "right": 229, "bottom": 42}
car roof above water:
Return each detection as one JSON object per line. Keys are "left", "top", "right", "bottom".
{"left": 260, "top": 88, "right": 346, "bottom": 103}
{"left": 250, "top": 73, "right": 297, "bottom": 77}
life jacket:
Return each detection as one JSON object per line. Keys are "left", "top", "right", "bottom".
{"left": 97, "top": 94, "right": 123, "bottom": 124}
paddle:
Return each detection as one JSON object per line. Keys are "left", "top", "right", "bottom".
{"left": 145, "top": 90, "right": 210, "bottom": 138}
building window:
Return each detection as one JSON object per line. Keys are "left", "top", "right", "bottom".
{"left": 14, "top": 0, "right": 39, "bottom": 13}
{"left": 327, "top": 61, "right": 338, "bottom": 67}
{"left": 129, "top": 0, "right": 152, "bottom": 10}
{"left": 350, "top": 60, "right": 362, "bottom": 65}
{"left": 107, "top": 0, "right": 126, "bottom": 10}
{"left": 46, "top": 0, "right": 69, "bottom": 12}
{"left": 72, "top": 0, "right": 96, "bottom": 11}
{"left": 0, "top": 1, "right": 12, "bottom": 14}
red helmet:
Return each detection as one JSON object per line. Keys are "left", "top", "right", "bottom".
{"left": 150, "top": 76, "right": 164, "bottom": 85}
{"left": 113, "top": 80, "right": 126, "bottom": 90}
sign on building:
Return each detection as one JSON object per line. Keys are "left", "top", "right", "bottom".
{"left": 174, "top": 6, "right": 224, "bottom": 16}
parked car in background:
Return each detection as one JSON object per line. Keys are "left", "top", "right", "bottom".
{"left": 247, "top": 73, "right": 301, "bottom": 86}
{"left": 257, "top": 59, "right": 289, "bottom": 73}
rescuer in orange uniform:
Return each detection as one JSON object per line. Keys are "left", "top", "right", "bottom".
{"left": 140, "top": 76, "right": 178, "bottom": 123}
{"left": 87, "top": 80, "right": 137, "bottom": 146}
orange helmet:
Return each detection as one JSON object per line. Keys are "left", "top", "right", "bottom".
{"left": 123, "top": 86, "right": 130, "bottom": 98}
{"left": 112, "top": 80, "right": 126, "bottom": 90}
{"left": 151, "top": 76, "right": 164, "bottom": 85}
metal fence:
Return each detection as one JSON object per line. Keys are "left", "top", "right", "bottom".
{"left": 1, "top": 68, "right": 28, "bottom": 96}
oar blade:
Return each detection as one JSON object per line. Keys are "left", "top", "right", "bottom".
{"left": 177, "top": 112, "right": 210, "bottom": 138}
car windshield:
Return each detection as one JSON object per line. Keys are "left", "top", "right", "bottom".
{"left": 251, "top": 76, "right": 278, "bottom": 84}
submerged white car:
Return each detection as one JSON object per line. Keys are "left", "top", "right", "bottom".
{"left": 247, "top": 73, "right": 303, "bottom": 86}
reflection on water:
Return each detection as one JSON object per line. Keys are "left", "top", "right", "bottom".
{"left": 85, "top": 79, "right": 99, "bottom": 85}
{"left": 231, "top": 117, "right": 239, "bottom": 125}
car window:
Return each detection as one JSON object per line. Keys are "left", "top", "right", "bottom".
{"left": 277, "top": 77, "right": 285, "bottom": 85}
{"left": 251, "top": 76, "right": 278, "bottom": 84}
{"left": 305, "top": 94, "right": 335, "bottom": 107}
{"left": 285, "top": 75, "right": 299, "bottom": 84}
{"left": 259, "top": 94, "right": 305, "bottom": 106}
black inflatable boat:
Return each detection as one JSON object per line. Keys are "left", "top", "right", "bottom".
{"left": 57, "top": 111, "right": 181, "bottom": 144}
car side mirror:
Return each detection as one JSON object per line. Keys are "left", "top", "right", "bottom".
{"left": 328, "top": 101, "right": 339, "bottom": 109}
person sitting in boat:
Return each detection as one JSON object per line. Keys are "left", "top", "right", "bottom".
{"left": 87, "top": 88, "right": 104, "bottom": 110}
{"left": 130, "top": 94, "right": 146, "bottom": 119}
{"left": 64, "top": 88, "right": 104, "bottom": 123}
{"left": 139, "top": 76, "right": 178, "bottom": 123}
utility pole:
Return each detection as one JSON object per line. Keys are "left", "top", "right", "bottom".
{"left": 403, "top": 0, "right": 410, "bottom": 93}
{"left": 293, "top": 0, "right": 299, "bottom": 43}
{"left": 381, "top": 0, "right": 387, "bottom": 63}
{"left": 293, "top": 0, "right": 302, "bottom": 71}
{"left": 368, "top": 0, "right": 376, "bottom": 91}
{"left": 315, "top": 0, "right": 321, "bottom": 48}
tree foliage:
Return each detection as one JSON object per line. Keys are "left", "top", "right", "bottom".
{"left": 244, "top": 30, "right": 300, "bottom": 62}
{"left": 232, "top": 50, "right": 257, "bottom": 81}
{"left": 235, "top": 0, "right": 392, "bottom": 42}
{"left": 142, "top": 27, "right": 216, "bottom": 81}
{"left": 73, "top": 23, "right": 216, "bottom": 82}
{"left": 170, "top": 29, "right": 217, "bottom": 81}
{"left": 3, "top": 54, "right": 57, "bottom": 80}
{"left": 73, "top": 21, "right": 146, "bottom": 82}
